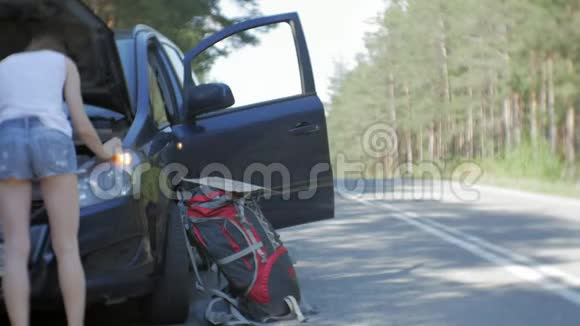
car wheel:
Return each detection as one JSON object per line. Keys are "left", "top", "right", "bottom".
{"left": 142, "top": 202, "right": 193, "bottom": 325}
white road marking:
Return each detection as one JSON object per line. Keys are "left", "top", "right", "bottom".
{"left": 345, "top": 195, "right": 580, "bottom": 307}
{"left": 416, "top": 215, "right": 580, "bottom": 288}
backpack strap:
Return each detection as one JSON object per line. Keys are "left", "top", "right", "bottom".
{"left": 216, "top": 242, "right": 263, "bottom": 266}
{"left": 204, "top": 291, "right": 309, "bottom": 325}
{"left": 260, "top": 296, "right": 307, "bottom": 323}
{"left": 205, "top": 290, "right": 264, "bottom": 326}
{"left": 178, "top": 198, "right": 206, "bottom": 291}
{"left": 245, "top": 200, "right": 282, "bottom": 250}
{"left": 234, "top": 199, "right": 267, "bottom": 264}
{"left": 286, "top": 296, "right": 307, "bottom": 323}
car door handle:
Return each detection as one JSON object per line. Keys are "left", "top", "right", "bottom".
{"left": 288, "top": 122, "right": 320, "bottom": 135}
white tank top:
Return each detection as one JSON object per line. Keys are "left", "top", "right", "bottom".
{"left": 0, "top": 50, "right": 72, "bottom": 137}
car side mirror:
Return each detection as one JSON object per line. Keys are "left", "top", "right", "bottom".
{"left": 184, "top": 83, "right": 235, "bottom": 122}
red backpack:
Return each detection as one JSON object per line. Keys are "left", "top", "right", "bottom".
{"left": 178, "top": 179, "right": 306, "bottom": 324}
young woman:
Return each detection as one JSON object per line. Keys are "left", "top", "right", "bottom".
{"left": 0, "top": 30, "right": 121, "bottom": 326}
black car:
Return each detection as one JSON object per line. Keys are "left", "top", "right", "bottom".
{"left": 0, "top": 0, "right": 334, "bottom": 324}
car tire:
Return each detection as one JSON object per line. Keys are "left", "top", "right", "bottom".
{"left": 142, "top": 202, "right": 193, "bottom": 325}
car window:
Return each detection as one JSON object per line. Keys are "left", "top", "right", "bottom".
{"left": 162, "top": 44, "right": 184, "bottom": 87}
{"left": 190, "top": 22, "right": 302, "bottom": 109}
{"left": 148, "top": 63, "right": 170, "bottom": 129}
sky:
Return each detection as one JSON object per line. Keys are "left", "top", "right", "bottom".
{"left": 210, "top": 0, "right": 387, "bottom": 105}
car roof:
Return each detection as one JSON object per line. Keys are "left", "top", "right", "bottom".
{"left": 114, "top": 25, "right": 183, "bottom": 51}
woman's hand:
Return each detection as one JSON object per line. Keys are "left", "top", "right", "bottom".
{"left": 98, "top": 137, "right": 123, "bottom": 161}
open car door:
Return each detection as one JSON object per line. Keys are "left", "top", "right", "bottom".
{"left": 173, "top": 13, "right": 334, "bottom": 229}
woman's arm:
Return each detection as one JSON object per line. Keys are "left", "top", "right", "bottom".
{"left": 64, "top": 58, "right": 116, "bottom": 161}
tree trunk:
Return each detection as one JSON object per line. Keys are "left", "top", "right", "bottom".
{"left": 480, "top": 97, "right": 486, "bottom": 158}
{"left": 566, "top": 107, "right": 575, "bottom": 171}
{"left": 530, "top": 91, "right": 538, "bottom": 147}
{"left": 404, "top": 84, "right": 413, "bottom": 171}
{"left": 418, "top": 129, "right": 424, "bottom": 161}
{"left": 437, "top": 120, "right": 443, "bottom": 160}
{"left": 503, "top": 96, "right": 512, "bottom": 153}
{"left": 547, "top": 56, "right": 557, "bottom": 153}
{"left": 528, "top": 52, "right": 539, "bottom": 147}
{"left": 489, "top": 98, "right": 496, "bottom": 158}
{"left": 467, "top": 88, "right": 474, "bottom": 158}
{"left": 438, "top": 15, "right": 450, "bottom": 161}
{"left": 539, "top": 60, "right": 547, "bottom": 139}
{"left": 439, "top": 17, "right": 452, "bottom": 103}
{"left": 458, "top": 128, "right": 465, "bottom": 157}
{"left": 513, "top": 93, "right": 522, "bottom": 146}
{"left": 449, "top": 117, "right": 455, "bottom": 157}
{"left": 388, "top": 73, "right": 397, "bottom": 123}
{"left": 566, "top": 60, "right": 576, "bottom": 175}
{"left": 406, "top": 130, "right": 413, "bottom": 174}
{"left": 386, "top": 73, "right": 398, "bottom": 175}
{"left": 488, "top": 75, "right": 497, "bottom": 158}
{"left": 499, "top": 21, "right": 511, "bottom": 155}
{"left": 429, "top": 122, "right": 436, "bottom": 161}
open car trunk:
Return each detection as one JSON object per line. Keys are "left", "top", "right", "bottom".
{"left": 0, "top": 0, "right": 131, "bottom": 116}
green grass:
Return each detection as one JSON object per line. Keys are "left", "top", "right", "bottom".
{"left": 475, "top": 142, "right": 580, "bottom": 199}
{"left": 479, "top": 142, "right": 564, "bottom": 180}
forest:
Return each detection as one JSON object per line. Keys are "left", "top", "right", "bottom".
{"left": 327, "top": 0, "right": 580, "bottom": 189}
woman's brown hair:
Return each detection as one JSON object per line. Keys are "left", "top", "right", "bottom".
{"left": 26, "top": 22, "right": 67, "bottom": 54}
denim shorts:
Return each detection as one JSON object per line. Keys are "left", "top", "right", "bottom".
{"left": 0, "top": 117, "right": 77, "bottom": 180}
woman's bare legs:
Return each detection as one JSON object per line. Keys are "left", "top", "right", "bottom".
{"left": 40, "top": 174, "right": 85, "bottom": 326}
{"left": 0, "top": 179, "right": 32, "bottom": 326}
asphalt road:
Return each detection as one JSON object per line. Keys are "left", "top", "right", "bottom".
{"left": 272, "top": 180, "right": 580, "bottom": 326}
{"left": 20, "top": 180, "right": 580, "bottom": 325}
